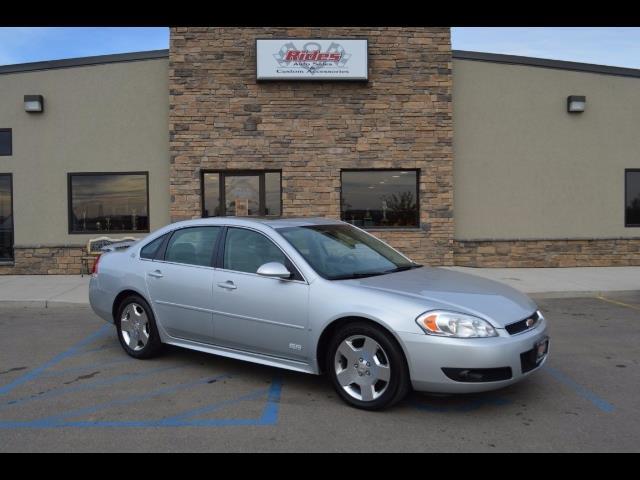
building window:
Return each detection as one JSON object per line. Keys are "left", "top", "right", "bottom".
{"left": 0, "top": 174, "right": 13, "bottom": 261}
{"left": 68, "top": 172, "right": 150, "bottom": 234}
{"left": 626, "top": 169, "right": 640, "bottom": 227}
{"left": 202, "top": 170, "right": 281, "bottom": 217}
{"left": 0, "top": 129, "right": 11, "bottom": 156}
{"left": 341, "top": 169, "right": 419, "bottom": 228}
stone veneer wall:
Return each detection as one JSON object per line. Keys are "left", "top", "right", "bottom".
{"left": 169, "top": 27, "right": 455, "bottom": 266}
{"left": 454, "top": 239, "right": 640, "bottom": 267}
{"left": 2, "top": 239, "right": 638, "bottom": 274}
{"left": 0, "top": 247, "right": 87, "bottom": 275}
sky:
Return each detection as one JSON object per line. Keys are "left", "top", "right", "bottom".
{"left": 1, "top": 27, "right": 640, "bottom": 69}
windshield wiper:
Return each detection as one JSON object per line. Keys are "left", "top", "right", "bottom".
{"left": 330, "top": 271, "right": 389, "bottom": 280}
{"left": 330, "top": 265, "right": 422, "bottom": 280}
{"left": 383, "top": 264, "right": 423, "bottom": 273}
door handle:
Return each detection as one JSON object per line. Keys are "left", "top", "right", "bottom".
{"left": 147, "top": 270, "right": 164, "bottom": 278}
{"left": 217, "top": 281, "right": 237, "bottom": 290}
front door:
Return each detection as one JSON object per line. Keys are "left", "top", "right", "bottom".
{"left": 144, "top": 226, "right": 221, "bottom": 344}
{"left": 211, "top": 227, "right": 309, "bottom": 361}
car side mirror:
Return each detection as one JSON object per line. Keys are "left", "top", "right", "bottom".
{"left": 256, "top": 262, "right": 292, "bottom": 279}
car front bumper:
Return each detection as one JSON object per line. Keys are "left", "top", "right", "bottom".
{"left": 398, "top": 320, "right": 550, "bottom": 393}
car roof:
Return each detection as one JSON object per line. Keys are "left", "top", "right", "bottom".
{"left": 249, "top": 217, "right": 345, "bottom": 228}
{"left": 165, "top": 216, "right": 345, "bottom": 230}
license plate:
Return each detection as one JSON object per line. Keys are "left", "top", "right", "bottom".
{"left": 535, "top": 338, "right": 549, "bottom": 361}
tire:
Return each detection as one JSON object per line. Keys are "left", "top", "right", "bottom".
{"left": 327, "top": 321, "right": 411, "bottom": 410}
{"left": 115, "top": 294, "right": 163, "bottom": 359}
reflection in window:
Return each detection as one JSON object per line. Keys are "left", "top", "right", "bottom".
{"left": 225, "top": 175, "right": 260, "bottom": 216}
{"left": 203, "top": 173, "right": 221, "bottom": 217}
{"left": 224, "top": 227, "right": 286, "bottom": 274}
{"left": 341, "top": 170, "right": 419, "bottom": 228}
{"left": 0, "top": 129, "right": 11, "bottom": 156}
{"left": 626, "top": 170, "right": 640, "bottom": 227}
{"left": 202, "top": 171, "right": 281, "bottom": 218}
{"left": 0, "top": 174, "right": 13, "bottom": 261}
{"left": 265, "top": 172, "right": 281, "bottom": 216}
{"left": 69, "top": 173, "right": 149, "bottom": 233}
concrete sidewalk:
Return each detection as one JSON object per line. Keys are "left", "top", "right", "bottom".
{"left": 443, "top": 266, "right": 640, "bottom": 297}
{"left": 0, "top": 275, "right": 89, "bottom": 307}
{"left": 0, "top": 267, "right": 638, "bottom": 306}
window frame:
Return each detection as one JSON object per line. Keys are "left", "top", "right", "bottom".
{"left": 0, "top": 129, "right": 12, "bottom": 156}
{"left": 67, "top": 171, "right": 151, "bottom": 235}
{"left": 0, "top": 173, "right": 14, "bottom": 262}
{"left": 200, "top": 169, "right": 282, "bottom": 218}
{"left": 340, "top": 168, "right": 421, "bottom": 229}
{"left": 625, "top": 168, "right": 640, "bottom": 228}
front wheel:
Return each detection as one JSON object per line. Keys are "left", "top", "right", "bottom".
{"left": 327, "top": 322, "right": 410, "bottom": 410}
{"left": 116, "top": 295, "right": 163, "bottom": 359}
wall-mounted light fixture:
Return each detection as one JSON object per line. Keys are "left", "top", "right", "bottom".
{"left": 24, "top": 95, "right": 44, "bottom": 113}
{"left": 567, "top": 95, "right": 586, "bottom": 113}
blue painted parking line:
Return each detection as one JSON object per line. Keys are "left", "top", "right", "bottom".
{"left": 0, "top": 323, "right": 284, "bottom": 429}
{"left": 543, "top": 365, "right": 615, "bottom": 413}
{"left": 159, "top": 376, "right": 283, "bottom": 427}
{"left": 0, "top": 324, "right": 112, "bottom": 396}
{"left": 409, "top": 366, "right": 614, "bottom": 414}
{"left": 1, "top": 364, "right": 183, "bottom": 411}
{"left": 27, "top": 373, "right": 232, "bottom": 427}
{"left": 39, "top": 357, "right": 133, "bottom": 377}
{"left": 0, "top": 375, "right": 282, "bottom": 429}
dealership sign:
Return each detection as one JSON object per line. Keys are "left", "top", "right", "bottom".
{"left": 256, "top": 39, "right": 368, "bottom": 81}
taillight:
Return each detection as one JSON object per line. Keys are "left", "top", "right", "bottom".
{"left": 91, "top": 254, "right": 102, "bottom": 276}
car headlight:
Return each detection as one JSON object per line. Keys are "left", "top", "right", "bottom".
{"left": 416, "top": 310, "right": 498, "bottom": 338}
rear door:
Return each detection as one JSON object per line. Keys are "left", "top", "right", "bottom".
{"left": 143, "top": 226, "right": 221, "bottom": 344}
{"left": 211, "top": 227, "right": 310, "bottom": 361}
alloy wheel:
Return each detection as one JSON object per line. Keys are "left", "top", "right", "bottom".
{"left": 120, "top": 303, "right": 150, "bottom": 352}
{"left": 334, "top": 334, "right": 391, "bottom": 402}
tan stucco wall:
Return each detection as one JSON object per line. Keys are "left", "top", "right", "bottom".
{"left": 453, "top": 58, "right": 640, "bottom": 240}
{"left": 0, "top": 58, "right": 170, "bottom": 247}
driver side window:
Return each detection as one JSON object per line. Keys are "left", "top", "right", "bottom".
{"left": 223, "top": 228, "right": 287, "bottom": 274}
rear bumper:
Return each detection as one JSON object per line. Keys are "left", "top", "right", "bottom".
{"left": 398, "top": 320, "right": 549, "bottom": 393}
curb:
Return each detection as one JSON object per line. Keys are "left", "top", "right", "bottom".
{"left": 0, "top": 300, "right": 89, "bottom": 308}
{"left": 529, "top": 290, "right": 640, "bottom": 300}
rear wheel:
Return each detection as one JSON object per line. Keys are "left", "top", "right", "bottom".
{"left": 116, "top": 295, "right": 163, "bottom": 359}
{"left": 327, "top": 322, "right": 410, "bottom": 410}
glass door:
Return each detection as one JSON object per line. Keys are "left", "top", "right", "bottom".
{"left": 0, "top": 174, "right": 13, "bottom": 261}
{"left": 202, "top": 171, "right": 281, "bottom": 218}
{"left": 224, "top": 174, "right": 260, "bottom": 216}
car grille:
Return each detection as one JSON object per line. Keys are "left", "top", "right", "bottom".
{"left": 505, "top": 311, "right": 539, "bottom": 335}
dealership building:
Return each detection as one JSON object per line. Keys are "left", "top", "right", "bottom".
{"left": 0, "top": 27, "right": 639, "bottom": 275}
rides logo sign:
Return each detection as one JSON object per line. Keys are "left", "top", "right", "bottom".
{"left": 256, "top": 39, "right": 368, "bottom": 81}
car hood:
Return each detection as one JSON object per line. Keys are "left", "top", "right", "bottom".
{"left": 345, "top": 267, "right": 537, "bottom": 328}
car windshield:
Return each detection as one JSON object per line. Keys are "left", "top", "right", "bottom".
{"left": 278, "top": 224, "right": 421, "bottom": 280}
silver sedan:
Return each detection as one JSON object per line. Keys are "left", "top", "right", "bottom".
{"left": 89, "top": 217, "right": 549, "bottom": 410}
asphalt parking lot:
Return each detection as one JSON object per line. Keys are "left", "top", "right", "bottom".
{"left": 0, "top": 293, "right": 638, "bottom": 452}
